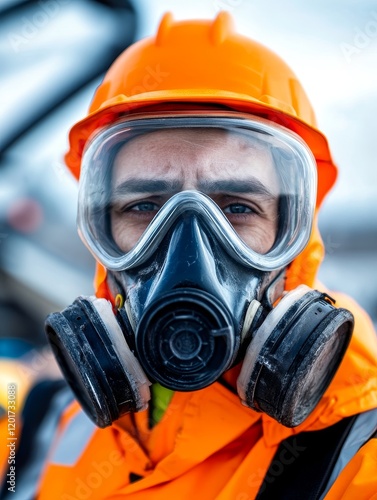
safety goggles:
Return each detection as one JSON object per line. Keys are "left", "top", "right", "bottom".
{"left": 77, "top": 111, "right": 317, "bottom": 271}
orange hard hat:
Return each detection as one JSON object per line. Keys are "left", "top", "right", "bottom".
{"left": 65, "top": 11, "right": 337, "bottom": 208}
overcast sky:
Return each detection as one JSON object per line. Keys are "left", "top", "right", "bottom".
{"left": 136, "top": 0, "right": 377, "bottom": 225}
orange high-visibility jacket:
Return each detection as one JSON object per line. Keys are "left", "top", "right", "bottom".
{"left": 1, "top": 284, "right": 377, "bottom": 499}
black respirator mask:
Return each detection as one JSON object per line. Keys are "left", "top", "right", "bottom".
{"left": 45, "top": 113, "right": 354, "bottom": 428}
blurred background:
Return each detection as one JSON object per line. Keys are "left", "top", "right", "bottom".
{"left": 0, "top": 0, "right": 376, "bottom": 369}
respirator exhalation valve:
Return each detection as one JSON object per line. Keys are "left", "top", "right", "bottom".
{"left": 136, "top": 288, "right": 236, "bottom": 391}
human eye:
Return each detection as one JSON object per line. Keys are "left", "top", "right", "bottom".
{"left": 223, "top": 203, "right": 254, "bottom": 215}
{"left": 222, "top": 200, "right": 262, "bottom": 221}
{"left": 128, "top": 201, "right": 160, "bottom": 212}
{"left": 111, "top": 198, "right": 160, "bottom": 215}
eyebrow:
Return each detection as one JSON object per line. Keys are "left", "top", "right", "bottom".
{"left": 198, "top": 178, "right": 275, "bottom": 198}
{"left": 112, "top": 179, "right": 183, "bottom": 198}
{"left": 111, "top": 177, "right": 275, "bottom": 199}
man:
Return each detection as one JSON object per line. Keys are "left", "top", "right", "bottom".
{"left": 2, "top": 11, "right": 377, "bottom": 499}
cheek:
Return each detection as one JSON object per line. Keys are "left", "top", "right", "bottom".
{"left": 237, "top": 221, "right": 277, "bottom": 254}
{"left": 235, "top": 202, "right": 279, "bottom": 254}
{"left": 111, "top": 215, "right": 143, "bottom": 253}
{"left": 111, "top": 215, "right": 126, "bottom": 251}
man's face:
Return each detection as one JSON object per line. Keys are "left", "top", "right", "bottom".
{"left": 110, "top": 128, "right": 280, "bottom": 254}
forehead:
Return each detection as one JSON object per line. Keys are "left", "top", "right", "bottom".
{"left": 112, "top": 128, "right": 276, "bottom": 183}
